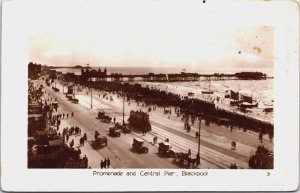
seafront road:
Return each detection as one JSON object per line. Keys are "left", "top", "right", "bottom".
{"left": 37, "top": 79, "right": 272, "bottom": 169}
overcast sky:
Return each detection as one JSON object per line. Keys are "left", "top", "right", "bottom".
{"left": 29, "top": 1, "right": 274, "bottom": 70}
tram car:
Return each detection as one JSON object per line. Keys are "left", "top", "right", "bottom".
{"left": 128, "top": 110, "right": 151, "bottom": 132}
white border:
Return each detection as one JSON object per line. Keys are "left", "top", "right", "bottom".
{"left": 1, "top": 0, "right": 299, "bottom": 191}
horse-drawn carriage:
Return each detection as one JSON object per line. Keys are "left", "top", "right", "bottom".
{"left": 98, "top": 111, "right": 112, "bottom": 123}
{"left": 94, "top": 131, "right": 108, "bottom": 146}
{"left": 108, "top": 127, "right": 121, "bottom": 137}
{"left": 173, "top": 152, "right": 199, "bottom": 168}
{"left": 132, "top": 138, "right": 148, "bottom": 153}
{"left": 72, "top": 98, "right": 79, "bottom": 104}
{"left": 52, "top": 87, "right": 60, "bottom": 92}
{"left": 115, "top": 123, "right": 131, "bottom": 133}
{"left": 158, "top": 142, "right": 175, "bottom": 157}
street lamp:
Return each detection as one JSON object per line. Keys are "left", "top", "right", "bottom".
{"left": 62, "top": 82, "right": 64, "bottom": 93}
{"left": 90, "top": 82, "right": 93, "bottom": 109}
{"left": 122, "top": 91, "right": 125, "bottom": 125}
{"left": 73, "top": 84, "right": 76, "bottom": 98}
{"left": 197, "top": 118, "right": 201, "bottom": 165}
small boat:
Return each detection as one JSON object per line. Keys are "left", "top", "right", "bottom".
{"left": 263, "top": 107, "right": 273, "bottom": 112}
{"left": 224, "top": 94, "right": 230, "bottom": 98}
{"left": 202, "top": 90, "right": 214, "bottom": 94}
{"left": 228, "top": 90, "right": 242, "bottom": 105}
{"left": 188, "top": 92, "right": 194, "bottom": 96}
{"left": 202, "top": 80, "right": 213, "bottom": 94}
{"left": 237, "top": 94, "right": 258, "bottom": 108}
{"left": 238, "top": 101, "right": 258, "bottom": 108}
{"left": 230, "top": 99, "right": 243, "bottom": 105}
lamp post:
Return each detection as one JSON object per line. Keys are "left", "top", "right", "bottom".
{"left": 73, "top": 84, "right": 76, "bottom": 98}
{"left": 62, "top": 82, "right": 64, "bottom": 93}
{"left": 122, "top": 91, "right": 125, "bottom": 125}
{"left": 90, "top": 82, "right": 93, "bottom": 109}
{"left": 197, "top": 118, "right": 201, "bottom": 165}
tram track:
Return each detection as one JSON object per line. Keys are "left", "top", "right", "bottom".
{"left": 61, "top": 87, "right": 249, "bottom": 169}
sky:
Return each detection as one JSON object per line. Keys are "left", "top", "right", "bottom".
{"left": 29, "top": 0, "right": 274, "bottom": 70}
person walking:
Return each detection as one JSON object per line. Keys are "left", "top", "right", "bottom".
{"left": 83, "top": 155, "right": 88, "bottom": 166}
{"left": 103, "top": 159, "right": 107, "bottom": 168}
{"left": 70, "top": 139, "right": 74, "bottom": 148}
{"left": 106, "top": 158, "right": 110, "bottom": 168}
{"left": 83, "top": 133, "right": 87, "bottom": 141}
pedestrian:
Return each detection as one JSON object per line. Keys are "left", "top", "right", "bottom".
{"left": 106, "top": 158, "right": 110, "bottom": 168}
{"left": 102, "top": 159, "right": 106, "bottom": 168}
{"left": 70, "top": 139, "right": 74, "bottom": 148}
{"left": 188, "top": 149, "right": 191, "bottom": 156}
{"left": 67, "top": 113, "right": 69, "bottom": 118}
{"left": 71, "top": 112, "right": 74, "bottom": 117}
{"left": 83, "top": 133, "right": 87, "bottom": 141}
{"left": 63, "top": 113, "right": 65, "bottom": 119}
{"left": 113, "top": 117, "right": 116, "bottom": 124}
{"left": 79, "top": 137, "right": 83, "bottom": 146}
{"left": 83, "top": 155, "right": 88, "bottom": 165}
{"left": 100, "top": 160, "right": 104, "bottom": 169}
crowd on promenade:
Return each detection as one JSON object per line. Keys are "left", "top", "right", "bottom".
{"left": 68, "top": 80, "right": 273, "bottom": 135}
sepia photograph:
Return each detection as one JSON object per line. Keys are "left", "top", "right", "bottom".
{"left": 2, "top": 0, "right": 299, "bottom": 191}
{"left": 27, "top": 1, "right": 274, "bottom": 169}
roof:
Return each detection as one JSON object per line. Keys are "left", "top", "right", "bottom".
{"left": 133, "top": 138, "right": 144, "bottom": 143}
{"left": 160, "top": 142, "right": 171, "bottom": 146}
{"left": 28, "top": 114, "right": 44, "bottom": 118}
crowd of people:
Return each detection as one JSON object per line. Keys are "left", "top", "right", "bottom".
{"left": 100, "top": 158, "right": 111, "bottom": 168}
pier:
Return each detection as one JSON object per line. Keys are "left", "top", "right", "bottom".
{"left": 58, "top": 67, "right": 268, "bottom": 82}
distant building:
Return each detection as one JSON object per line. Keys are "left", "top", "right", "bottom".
{"left": 28, "top": 62, "right": 42, "bottom": 80}
{"left": 81, "top": 67, "right": 107, "bottom": 81}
